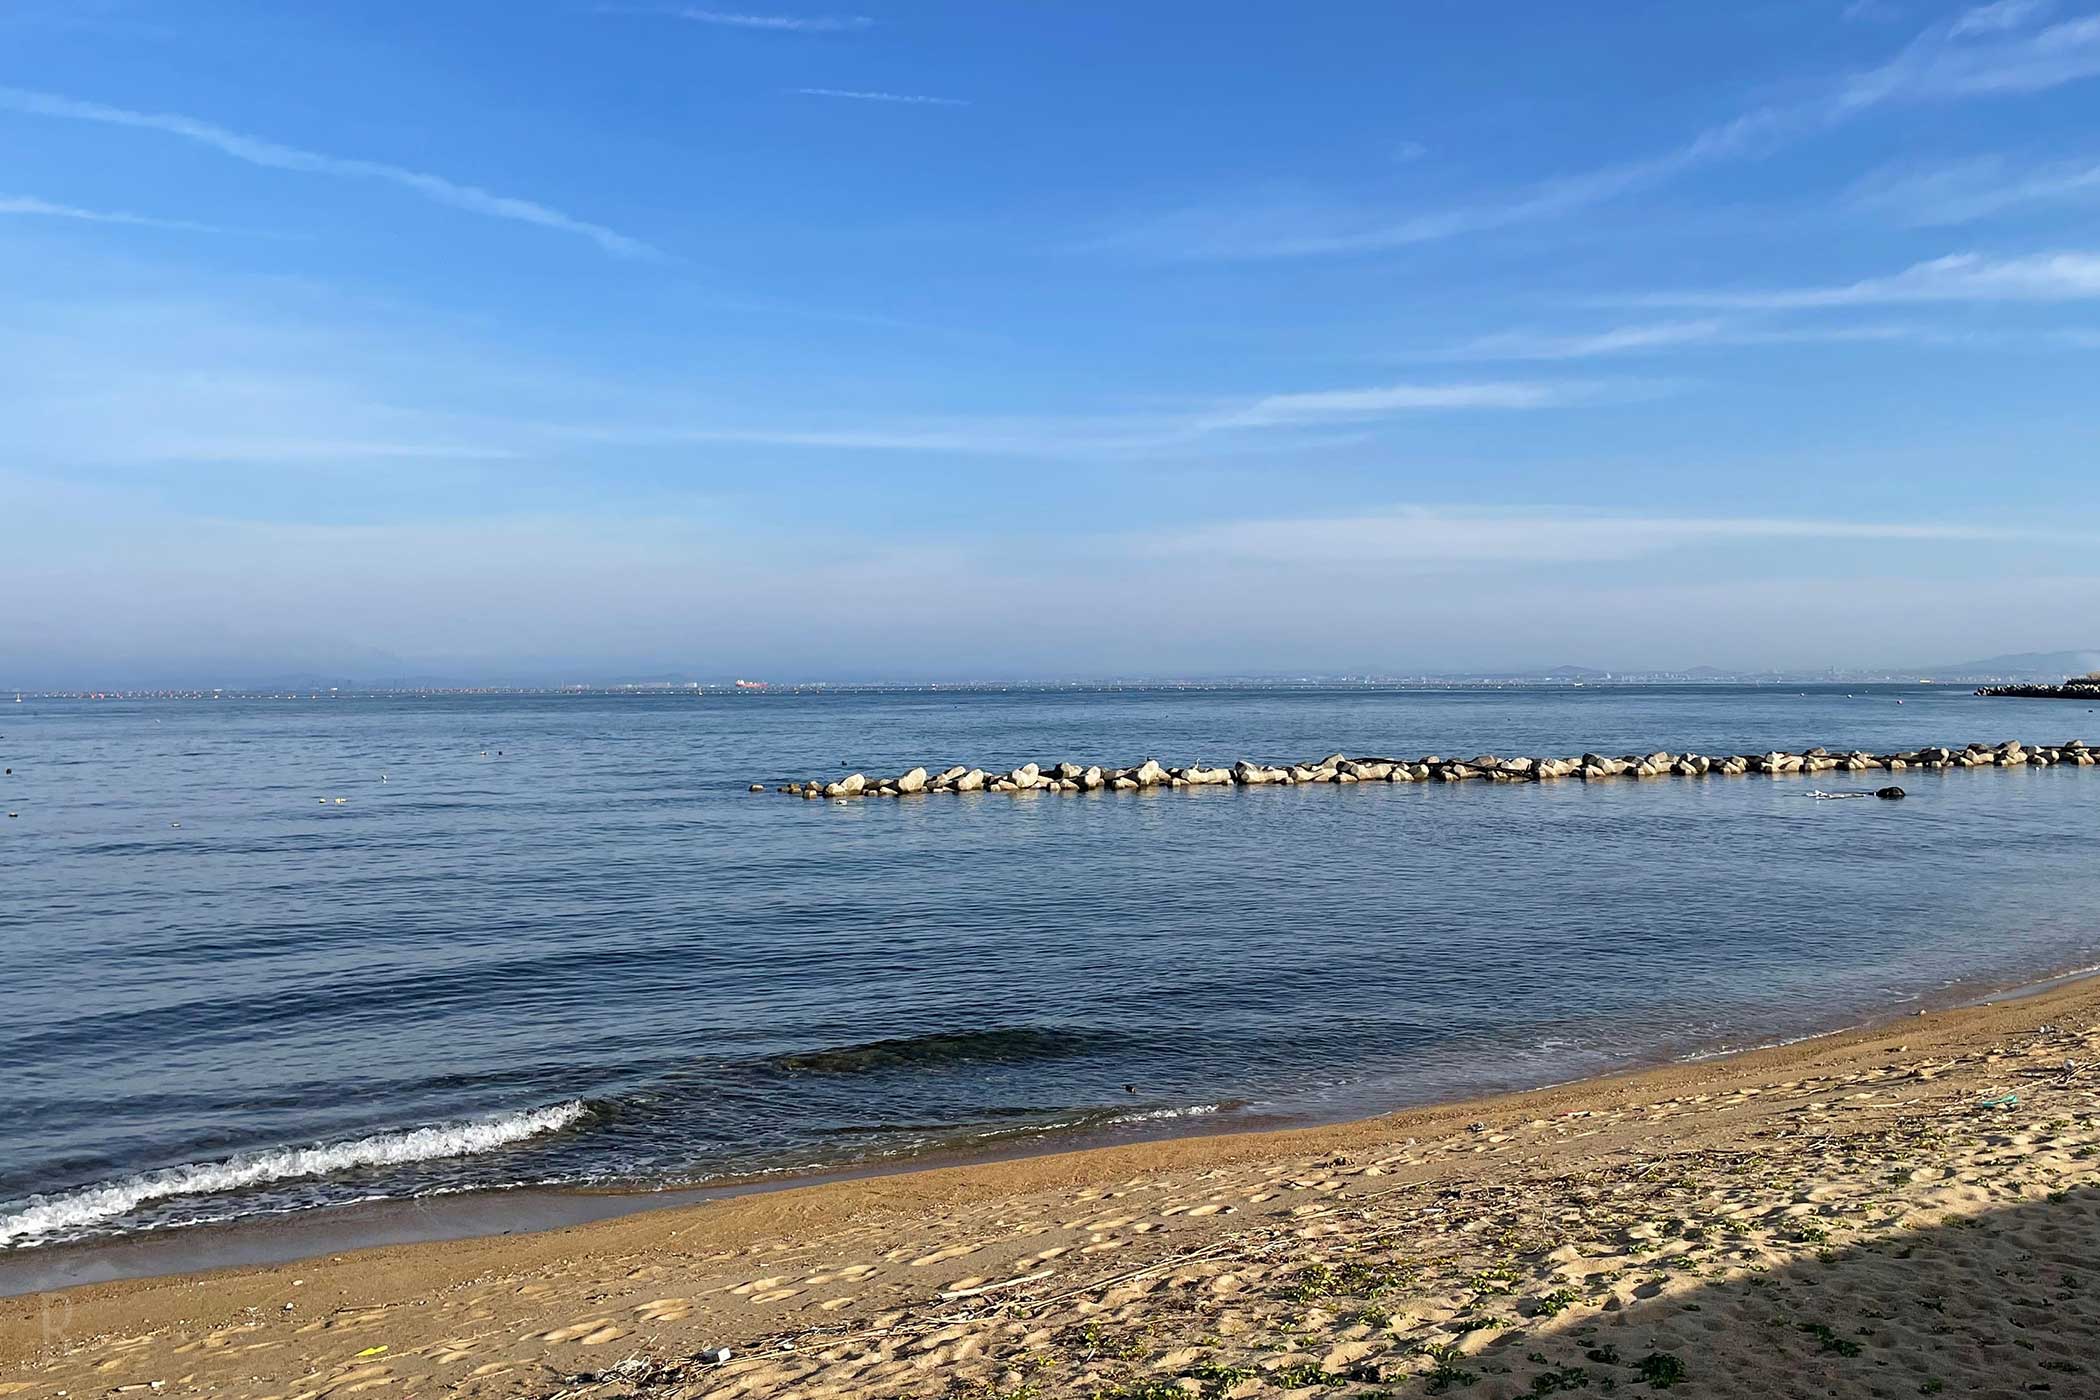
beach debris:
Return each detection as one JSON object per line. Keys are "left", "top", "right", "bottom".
{"left": 354, "top": 1345, "right": 388, "bottom": 1358}
{"left": 939, "top": 1268, "right": 1056, "bottom": 1301}
{"left": 1977, "top": 1091, "right": 2019, "bottom": 1110}
{"left": 701, "top": 1347, "right": 733, "bottom": 1365}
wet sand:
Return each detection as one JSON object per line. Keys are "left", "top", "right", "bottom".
{"left": 9, "top": 976, "right": 2100, "bottom": 1397}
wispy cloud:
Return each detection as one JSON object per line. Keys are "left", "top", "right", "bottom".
{"left": 604, "top": 5, "right": 872, "bottom": 30}
{"left": 0, "top": 194, "right": 222, "bottom": 233}
{"left": 1079, "top": 139, "right": 1758, "bottom": 259}
{"left": 561, "top": 378, "right": 1611, "bottom": 462}
{"left": 1839, "top": 2, "right": 2100, "bottom": 105}
{"left": 1847, "top": 153, "right": 2100, "bottom": 224}
{"left": 1843, "top": 0, "right": 1905, "bottom": 24}
{"left": 1148, "top": 505, "right": 2081, "bottom": 567}
{"left": 1438, "top": 317, "right": 1961, "bottom": 360}
{"left": 1635, "top": 250, "right": 2100, "bottom": 308}
{"left": 1197, "top": 380, "right": 1600, "bottom": 430}
{"left": 1089, "top": 0, "right": 2100, "bottom": 260}
{"left": 789, "top": 87, "right": 969, "bottom": 106}
{"left": 677, "top": 8, "right": 872, "bottom": 30}
{"left": 1445, "top": 321, "right": 1735, "bottom": 361}
{"left": 1949, "top": 0, "right": 2055, "bottom": 38}
{"left": 140, "top": 436, "right": 523, "bottom": 464}
{"left": 0, "top": 86, "right": 657, "bottom": 258}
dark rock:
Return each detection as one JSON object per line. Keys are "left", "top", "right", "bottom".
{"left": 1875, "top": 786, "right": 1906, "bottom": 800}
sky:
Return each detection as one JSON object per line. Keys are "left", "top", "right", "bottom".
{"left": 4, "top": 0, "right": 2100, "bottom": 685}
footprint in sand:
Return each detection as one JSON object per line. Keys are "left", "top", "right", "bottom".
{"left": 633, "top": 1298, "right": 691, "bottom": 1322}
{"left": 728, "top": 1275, "right": 791, "bottom": 1295}
{"left": 314, "top": 1364, "right": 392, "bottom": 1394}
{"left": 541, "top": 1319, "right": 624, "bottom": 1345}
{"left": 909, "top": 1243, "right": 979, "bottom": 1267}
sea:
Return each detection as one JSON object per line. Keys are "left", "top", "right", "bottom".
{"left": 4, "top": 683, "right": 2098, "bottom": 1276}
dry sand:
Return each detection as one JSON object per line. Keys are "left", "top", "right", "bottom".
{"left": 10, "top": 979, "right": 2100, "bottom": 1398}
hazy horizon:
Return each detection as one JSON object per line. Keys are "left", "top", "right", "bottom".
{"left": 9, "top": 647, "right": 2098, "bottom": 692}
{"left": 8, "top": 2, "right": 2100, "bottom": 683}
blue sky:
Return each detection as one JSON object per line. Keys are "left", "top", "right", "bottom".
{"left": 4, "top": 0, "right": 2099, "bottom": 683}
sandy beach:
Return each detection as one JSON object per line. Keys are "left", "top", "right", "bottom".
{"left": 8, "top": 977, "right": 2100, "bottom": 1398}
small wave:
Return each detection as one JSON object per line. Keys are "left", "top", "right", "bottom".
{"left": 1100, "top": 1102, "right": 1226, "bottom": 1126}
{"left": 0, "top": 1101, "right": 592, "bottom": 1248}
{"left": 765, "top": 1027, "right": 1118, "bottom": 1074}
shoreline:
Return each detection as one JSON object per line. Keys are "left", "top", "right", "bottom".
{"left": 6, "top": 953, "right": 2095, "bottom": 1302}
{"left": 13, "top": 969, "right": 2100, "bottom": 1396}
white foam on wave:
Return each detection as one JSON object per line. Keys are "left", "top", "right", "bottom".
{"left": 0, "top": 1101, "right": 590, "bottom": 1248}
{"left": 1103, "top": 1103, "right": 1223, "bottom": 1126}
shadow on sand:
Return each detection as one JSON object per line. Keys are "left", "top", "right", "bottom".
{"left": 1464, "top": 1184, "right": 2100, "bottom": 1399}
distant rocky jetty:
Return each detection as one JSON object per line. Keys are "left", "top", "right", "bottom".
{"left": 1977, "top": 678, "right": 2100, "bottom": 700}
{"left": 757, "top": 739, "right": 2092, "bottom": 798}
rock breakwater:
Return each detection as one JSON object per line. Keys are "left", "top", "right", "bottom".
{"left": 1977, "top": 681, "right": 2100, "bottom": 700}
{"left": 763, "top": 738, "right": 2092, "bottom": 798}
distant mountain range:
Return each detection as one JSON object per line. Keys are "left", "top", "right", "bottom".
{"left": 1920, "top": 651, "right": 2100, "bottom": 680}
{"left": 1514, "top": 652, "right": 2100, "bottom": 683}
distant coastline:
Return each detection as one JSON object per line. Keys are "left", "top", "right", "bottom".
{"left": 9, "top": 672, "right": 2095, "bottom": 701}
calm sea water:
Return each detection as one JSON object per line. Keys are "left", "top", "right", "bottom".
{"left": 4, "top": 684, "right": 2099, "bottom": 1252}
